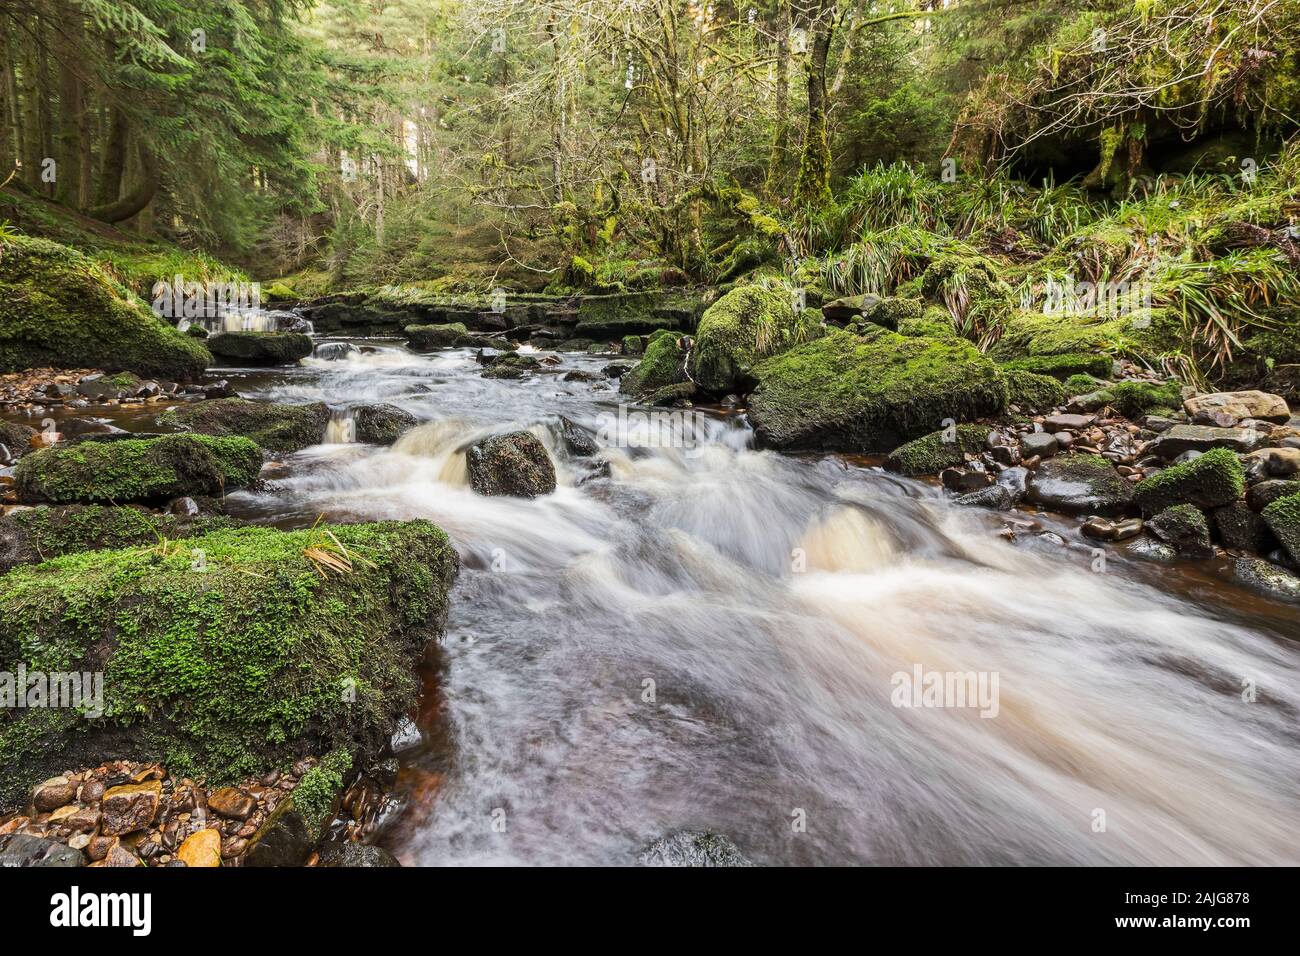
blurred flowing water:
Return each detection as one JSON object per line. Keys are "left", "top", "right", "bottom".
{"left": 219, "top": 337, "right": 1300, "bottom": 866}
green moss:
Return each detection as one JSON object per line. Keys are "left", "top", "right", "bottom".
{"left": 264, "top": 283, "right": 297, "bottom": 302}
{"left": 990, "top": 311, "right": 1131, "bottom": 361}
{"left": 1133, "top": 447, "right": 1245, "bottom": 516}
{"left": 690, "top": 285, "right": 822, "bottom": 394}
{"left": 1000, "top": 352, "right": 1113, "bottom": 379}
{"left": 0, "top": 504, "right": 238, "bottom": 571}
{"left": 159, "top": 398, "right": 330, "bottom": 453}
{"left": 897, "top": 306, "right": 956, "bottom": 339}
{"left": 1095, "top": 380, "right": 1183, "bottom": 418}
{"left": 0, "top": 520, "right": 458, "bottom": 809}
{"left": 207, "top": 331, "right": 313, "bottom": 365}
{"left": 1063, "top": 373, "right": 1107, "bottom": 395}
{"left": 621, "top": 332, "right": 686, "bottom": 397}
{"left": 885, "top": 425, "right": 991, "bottom": 476}
{"left": 292, "top": 749, "right": 353, "bottom": 838}
{"left": 0, "top": 235, "right": 211, "bottom": 380}
{"left": 748, "top": 329, "right": 1008, "bottom": 452}
{"left": 1005, "top": 369, "right": 1066, "bottom": 411}
{"left": 1261, "top": 493, "right": 1300, "bottom": 564}
{"left": 14, "top": 434, "right": 263, "bottom": 504}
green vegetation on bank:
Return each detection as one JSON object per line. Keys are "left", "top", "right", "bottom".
{"left": 0, "top": 521, "right": 458, "bottom": 809}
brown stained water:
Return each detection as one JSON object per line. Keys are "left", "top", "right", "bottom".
{"left": 10, "top": 335, "right": 1300, "bottom": 865}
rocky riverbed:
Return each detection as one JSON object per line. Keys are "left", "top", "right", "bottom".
{"left": 1, "top": 286, "right": 1299, "bottom": 867}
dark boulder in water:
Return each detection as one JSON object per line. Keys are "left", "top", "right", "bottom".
{"left": 638, "top": 830, "right": 753, "bottom": 867}
{"left": 466, "top": 431, "right": 557, "bottom": 498}
{"left": 207, "top": 331, "right": 314, "bottom": 366}
{"left": 353, "top": 403, "right": 418, "bottom": 445}
{"left": 1025, "top": 453, "right": 1134, "bottom": 516}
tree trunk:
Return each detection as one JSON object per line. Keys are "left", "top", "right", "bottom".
{"left": 95, "top": 106, "right": 128, "bottom": 207}
{"left": 56, "top": 54, "right": 86, "bottom": 206}
{"left": 794, "top": 4, "right": 834, "bottom": 209}
{"left": 89, "top": 138, "right": 158, "bottom": 223}
{"left": 765, "top": 2, "right": 791, "bottom": 199}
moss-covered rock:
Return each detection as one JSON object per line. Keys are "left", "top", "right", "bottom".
{"left": 207, "top": 331, "right": 313, "bottom": 366}
{"left": 405, "top": 322, "right": 497, "bottom": 351}
{"left": 0, "top": 504, "right": 239, "bottom": 572}
{"left": 573, "top": 289, "right": 699, "bottom": 338}
{"left": 1063, "top": 373, "right": 1107, "bottom": 395}
{"left": 1093, "top": 380, "right": 1183, "bottom": 418}
{"left": 1147, "top": 504, "right": 1214, "bottom": 557}
{"left": 1261, "top": 493, "right": 1300, "bottom": 564}
{"left": 1132, "top": 447, "right": 1245, "bottom": 516}
{"left": 1005, "top": 369, "right": 1066, "bottom": 411}
{"left": 747, "top": 329, "right": 1007, "bottom": 452}
{"left": 160, "top": 398, "right": 330, "bottom": 453}
{"left": 466, "top": 431, "right": 556, "bottom": 498}
{"left": 884, "top": 425, "right": 991, "bottom": 476}
{"left": 0, "top": 520, "right": 458, "bottom": 810}
{"left": 621, "top": 332, "right": 687, "bottom": 397}
{"left": 689, "top": 285, "right": 821, "bottom": 394}
{"left": 1024, "top": 453, "right": 1134, "bottom": 516}
{"left": 0, "top": 235, "right": 211, "bottom": 380}
{"left": 14, "top": 435, "right": 263, "bottom": 505}
{"left": 353, "top": 404, "right": 417, "bottom": 445}
{"left": 999, "top": 352, "right": 1113, "bottom": 380}
{"left": 897, "top": 306, "right": 956, "bottom": 339}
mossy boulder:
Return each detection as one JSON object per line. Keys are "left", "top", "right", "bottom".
{"left": 897, "top": 306, "right": 956, "bottom": 339}
{"left": 573, "top": 289, "right": 699, "bottom": 338}
{"left": 621, "top": 332, "right": 687, "bottom": 397}
{"left": 1261, "top": 493, "right": 1300, "bottom": 564}
{"left": 1024, "top": 453, "right": 1134, "bottom": 516}
{"left": 1091, "top": 380, "right": 1183, "bottom": 418}
{"left": 1147, "top": 505, "right": 1214, "bottom": 557}
{"left": 0, "top": 235, "right": 211, "bottom": 380}
{"left": 1005, "top": 369, "right": 1066, "bottom": 411}
{"left": 1133, "top": 447, "right": 1245, "bottom": 516}
{"left": 160, "top": 398, "right": 330, "bottom": 453}
{"left": 353, "top": 404, "right": 417, "bottom": 445}
{"left": 747, "top": 329, "right": 1008, "bottom": 453}
{"left": 999, "top": 352, "right": 1113, "bottom": 380}
{"left": 0, "top": 504, "right": 239, "bottom": 573}
{"left": 0, "top": 520, "right": 458, "bottom": 810}
{"left": 689, "top": 285, "right": 821, "bottom": 394}
{"left": 884, "top": 425, "right": 991, "bottom": 476}
{"left": 14, "top": 434, "right": 263, "bottom": 505}
{"left": 466, "top": 431, "right": 556, "bottom": 498}
{"left": 405, "top": 322, "right": 496, "bottom": 351}
{"left": 207, "top": 331, "right": 313, "bottom": 366}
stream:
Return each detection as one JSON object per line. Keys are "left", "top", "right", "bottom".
{"left": 189, "top": 331, "right": 1299, "bottom": 867}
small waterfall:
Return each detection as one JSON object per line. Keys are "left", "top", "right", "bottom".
{"left": 177, "top": 307, "right": 313, "bottom": 335}
{"left": 325, "top": 408, "right": 357, "bottom": 443}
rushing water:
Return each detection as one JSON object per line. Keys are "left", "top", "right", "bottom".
{"left": 210, "top": 336, "right": 1300, "bottom": 866}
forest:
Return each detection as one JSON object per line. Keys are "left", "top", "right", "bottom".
{"left": 0, "top": 0, "right": 1299, "bottom": 875}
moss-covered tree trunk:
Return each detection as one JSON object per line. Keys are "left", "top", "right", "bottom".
{"left": 794, "top": 6, "right": 834, "bottom": 209}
